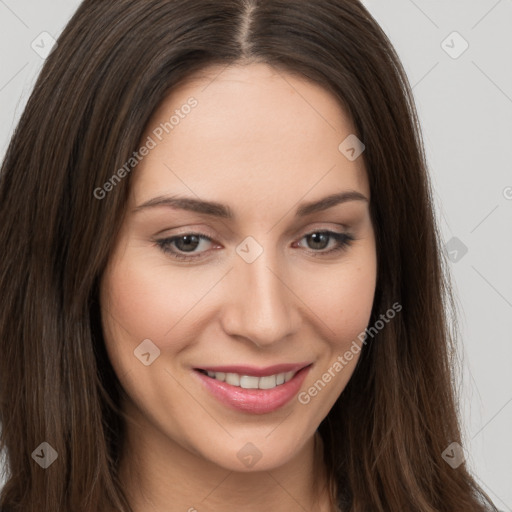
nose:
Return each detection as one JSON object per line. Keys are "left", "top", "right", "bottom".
{"left": 219, "top": 244, "right": 301, "bottom": 348}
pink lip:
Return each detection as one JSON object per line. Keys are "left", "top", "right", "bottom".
{"left": 195, "top": 362, "right": 310, "bottom": 377}
{"left": 193, "top": 363, "right": 312, "bottom": 415}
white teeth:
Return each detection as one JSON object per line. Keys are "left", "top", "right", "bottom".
{"left": 225, "top": 373, "right": 240, "bottom": 386}
{"left": 258, "top": 375, "right": 277, "bottom": 389}
{"left": 207, "top": 370, "right": 226, "bottom": 381}
{"left": 284, "top": 371, "right": 295, "bottom": 383}
{"left": 204, "top": 370, "right": 298, "bottom": 389}
{"left": 240, "top": 376, "right": 259, "bottom": 389}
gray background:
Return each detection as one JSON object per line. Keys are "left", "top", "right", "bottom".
{"left": 0, "top": 0, "right": 511, "bottom": 508}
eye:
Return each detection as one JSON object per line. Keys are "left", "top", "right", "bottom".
{"left": 155, "top": 230, "right": 355, "bottom": 261}
{"left": 156, "top": 233, "right": 216, "bottom": 261}
{"left": 293, "top": 230, "right": 355, "bottom": 257}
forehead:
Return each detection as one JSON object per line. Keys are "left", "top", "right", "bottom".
{"left": 129, "top": 63, "right": 369, "bottom": 215}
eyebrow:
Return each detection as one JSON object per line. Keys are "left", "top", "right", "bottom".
{"left": 133, "top": 190, "right": 368, "bottom": 219}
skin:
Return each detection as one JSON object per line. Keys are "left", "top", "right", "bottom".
{"left": 100, "top": 62, "right": 377, "bottom": 512}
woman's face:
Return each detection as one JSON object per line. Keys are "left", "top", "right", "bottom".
{"left": 100, "top": 62, "right": 377, "bottom": 472}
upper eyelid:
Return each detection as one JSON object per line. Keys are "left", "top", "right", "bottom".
{"left": 159, "top": 226, "right": 349, "bottom": 244}
{"left": 156, "top": 221, "right": 352, "bottom": 240}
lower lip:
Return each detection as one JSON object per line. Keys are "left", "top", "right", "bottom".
{"left": 194, "top": 366, "right": 312, "bottom": 414}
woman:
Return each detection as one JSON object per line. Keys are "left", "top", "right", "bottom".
{"left": 0, "top": 1, "right": 498, "bottom": 511}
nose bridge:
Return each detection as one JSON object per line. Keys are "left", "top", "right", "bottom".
{"left": 221, "top": 238, "right": 298, "bottom": 346}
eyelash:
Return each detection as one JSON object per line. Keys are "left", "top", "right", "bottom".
{"left": 154, "top": 230, "right": 355, "bottom": 262}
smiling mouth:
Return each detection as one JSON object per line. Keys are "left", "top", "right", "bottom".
{"left": 193, "top": 363, "right": 313, "bottom": 414}
{"left": 195, "top": 369, "right": 298, "bottom": 390}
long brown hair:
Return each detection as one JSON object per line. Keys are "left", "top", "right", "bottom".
{"left": 0, "top": 1, "right": 497, "bottom": 510}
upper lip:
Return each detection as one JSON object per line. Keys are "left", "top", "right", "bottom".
{"left": 195, "top": 362, "right": 312, "bottom": 377}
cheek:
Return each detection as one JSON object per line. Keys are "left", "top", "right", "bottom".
{"left": 294, "top": 260, "right": 376, "bottom": 417}
{"left": 100, "top": 250, "right": 209, "bottom": 352}
{"left": 296, "top": 254, "right": 377, "bottom": 349}
{"left": 332, "top": 263, "right": 376, "bottom": 342}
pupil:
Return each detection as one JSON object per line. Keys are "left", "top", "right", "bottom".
{"left": 176, "top": 235, "right": 200, "bottom": 252}
{"left": 308, "top": 233, "right": 328, "bottom": 250}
